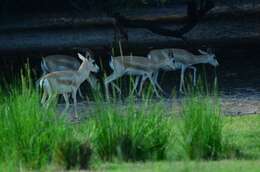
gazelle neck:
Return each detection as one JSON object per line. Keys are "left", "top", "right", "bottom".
{"left": 77, "top": 64, "right": 91, "bottom": 82}
{"left": 153, "top": 58, "right": 171, "bottom": 68}
{"left": 194, "top": 54, "right": 211, "bottom": 64}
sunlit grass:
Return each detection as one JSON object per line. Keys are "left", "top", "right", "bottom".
{"left": 88, "top": 101, "right": 171, "bottom": 161}
{"left": 0, "top": 66, "right": 259, "bottom": 171}
{"left": 223, "top": 115, "right": 260, "bottom": 159}
{"left": 180, "top": 96, "right": 223, "bottom": 160}
{"left": 0, "top": 67, "right": 76, "bottom": 169}
{"left": 97, "top": 160, "right": 260, "bottom": 172}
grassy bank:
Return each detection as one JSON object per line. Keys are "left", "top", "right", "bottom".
{"left": 97, "top": 115, "right": 260, "bottom": 172}
{"left": 97, "top": 160, "right": 260, "bottom": 172}
{"left": 0, "top": 70, "right": 259, "bottom": 171}
{"left": 223, "top": 115, "right": 260, "bottom": 159}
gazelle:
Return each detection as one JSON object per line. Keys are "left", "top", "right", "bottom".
{"left": 104, "top": 55, "right": 175, "bottom": 98}
{"left": 147, "top": 48, "right": 219, "bottom": 92}
{"left": 36, "top": 53, "right": 98, "bottom": 98}
{"left": 39, "top": 53, "right": 99, "bottom": 119}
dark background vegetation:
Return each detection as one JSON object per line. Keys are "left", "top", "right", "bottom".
{"left": 0, "top": 0, "right": 183, "bottom": 16}
{"left": 0, "top": 0, "right": 259, "bottom": 96}
{"left": 0, "top": 0, "right": 258, "bottom": 17}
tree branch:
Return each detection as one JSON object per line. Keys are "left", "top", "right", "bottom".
{"left": 113, "top": 0, "right": 215, "bottom": 40}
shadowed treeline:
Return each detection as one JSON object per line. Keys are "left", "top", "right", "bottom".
{"left": 0, "top": 0, "right": 183, "bottom": 17}
{"left": 1, "top": 0, "right": 257, "bottom": 17}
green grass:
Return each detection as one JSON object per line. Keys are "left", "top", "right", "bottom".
{"left": 223, "top": 115, "right": 260, "bottom": 159}
{"left": 0, "top": 69, "right": 82, "bottom": 169}
{"left": 180, "top": 96, "right": 222, "bottom": 160}
{"left": 0, "top": 67, "right": 259, "bottom": 171}
{"left": 97, "top": 160, "right": 260, "bottom": 172}
{"left": 87, "top": 101, "right": 171, "bottom": 161}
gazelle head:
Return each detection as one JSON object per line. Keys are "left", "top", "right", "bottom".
{"left": 85, "top": 50, "right": 92, "bottom": 59}
{"left": 78, "top": 53, "right": 99, "bottom": 73}
{"left": 198, "top": 49, "right": 219, "bottom": 67}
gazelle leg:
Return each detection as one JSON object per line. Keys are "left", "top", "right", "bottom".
{"left": 35, "top": 79, "right": 40, "bottom": 92}
{"left": 105, "top": 84, "right": 109, "bottom": 100}
{"left": 78, "top": 87, "right": 84, "bottom": 99}
{"left": 147, "top": 74, "right": 160, "bottom": 97}
{"left": 137, "top": 74, "right": 163, "bottom": 96}
{"left": 46, "top": 94, "right": 56, "bottom": 109}
{"left": 105, "top": 72, "right": 124, "bottom": 86}
{"left": 104, "top": 72, "right": 123, "bottom": 99}
{"left": 72, "top": 90, "right": 79, "bottom": 119}
{"left": 179, "top": 65, "right": 186, "bottom": 93}
{"left": 111, "top": 82, "right": 121, "bottom": 95}
{"left": 42, "top": 80, "right": 56, "bottom": 108}
{"left": 137, "top": 75, "right": 147, "bottom": 96}
{"left": 152, "top": 72, "right": 164, "bottom": 93}
{"left": 131, "top": 76, "right": 141, "bottom": 94}
{"left": 41, "top": 90, "right": 48, "bottom": 106}
{"left": 155, "top": 81, "right": 164, "bottom": 94}
{"left": 214, "top": 67, "right": 218, "bottom": 87}
{"left": 62, "top": 93, "right": 70, "bottom": 114}
{"left": 189, "top": 66, "right": 197, "bottom": 86}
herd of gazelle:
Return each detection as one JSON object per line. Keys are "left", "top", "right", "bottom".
{"left": 38, "top": 48, "right": 219, "bottom": 118}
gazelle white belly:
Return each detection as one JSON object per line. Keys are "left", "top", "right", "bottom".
{"left": 125, "top": 68, "right": 149, "bottom": 75}
{"left": 55, "top": 85, "right": 75, "bottom": 94}
{"left": 41, "top": 78, "right": 77, "bottom": 94}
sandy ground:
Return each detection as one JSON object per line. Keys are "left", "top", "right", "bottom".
{"left": 57, "top": 92, "right": 260, "bottom": 120}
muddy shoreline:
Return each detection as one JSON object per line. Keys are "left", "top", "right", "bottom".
{"left": 57, "top": 93, "right": 260, "bottom": 119}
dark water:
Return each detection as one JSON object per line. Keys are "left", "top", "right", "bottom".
{"left": 217, "top": 48, "right": 260, "bottom": 99}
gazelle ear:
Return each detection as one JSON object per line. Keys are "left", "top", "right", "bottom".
{"left": 85, "top": 51, "right": 91, "bottom": 59}
{"left": 206, "top": 48, "right": 214, "bottom": 54}
{"left": 161, "top": 51, "right": 168, "bottom": 58}
{"left": 198, "top": 49, "right": 208, "bottom": 55}
{"left": 78, "top": 53, "right": 87, "bottom": 61}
